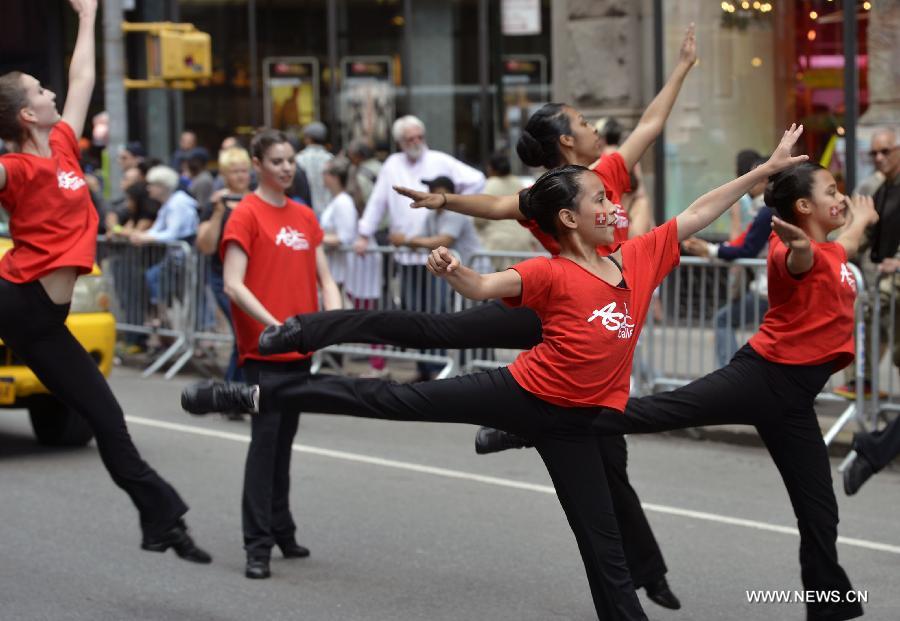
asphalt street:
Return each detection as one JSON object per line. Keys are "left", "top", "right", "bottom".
{"left": 1, "top": 368, "right": 898, "bottom": 621}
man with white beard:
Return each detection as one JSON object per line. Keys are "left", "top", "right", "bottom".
{"left": 353, "top": 115, "right": 485, "bottom": 379}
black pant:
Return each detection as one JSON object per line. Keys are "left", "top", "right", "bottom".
{"left": 0, "top": 278, "right": 187, "bottom": 538}
{"left": 855, "top": 414, "right": 900, "bottom": 472}
{"left": 296, "top": 302, "right": 667, "bottom": 587}
{"left": 241, "top": 358, "right": 310, "bottom": 558}
{"left": 589, "top": 344, "right": 862, "bottom": 621}
{"left": 259, "top": 367, "right": 647, "bottom": 621}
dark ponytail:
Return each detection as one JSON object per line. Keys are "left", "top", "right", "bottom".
{"left": 764, "top": 162, "right": 826, "bottom": 223}
{"left": 516, "top": 103, "right": 572, "bottom": 169}
{"left": 0, "top": 71, "right": 27, "bottom": 144}
{"left": 519, "top": 165, "right": 589, "bottom": 237}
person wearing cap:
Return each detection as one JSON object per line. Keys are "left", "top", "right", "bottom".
{"left": 116, "top": 140, "right": 145, "bottom": 173}
{"left": 186, "top": 146, "right": 214, "bottom": 209}
{"left": 295, "top": 121, "right": 333, "bottom": 215}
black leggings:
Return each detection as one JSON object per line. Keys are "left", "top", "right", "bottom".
{"left": 0, "top": 278, "right": 187, "bottom": 538}
{"left": 259, "top": 367, "right": 647, "bottom": 621}
{"left": 295, "top": 303, "right": 667, "bottom": 588}
{"left": 589, "top": 344, "right": 863, "bottom": 621}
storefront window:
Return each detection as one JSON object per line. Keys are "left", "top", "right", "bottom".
{"left": 662, "top": 0, "right": 869, "bottom": 232}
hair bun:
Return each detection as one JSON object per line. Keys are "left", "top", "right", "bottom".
{"left": 516, "top": 130, "right": 544, "bottom": 168}
{"left": 518, "top": 188, "right": 534, "bottom": 220}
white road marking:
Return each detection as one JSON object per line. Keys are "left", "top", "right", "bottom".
{"left": 126, "top": 414, "right": 900, "bottom": 556}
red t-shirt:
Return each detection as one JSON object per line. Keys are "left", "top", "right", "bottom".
{"left": 0, "top": 121, "right": 98, "bottom": 283}
{"left": 749, "top": 234, "right": 856, "bottom": 370}
{"left": 221, "top": 193, "right": 324, "bottom": 365}
{"left": 504, "top": 219, "right": 680, "bottom": 411}
{"left": 519, "top": 152, "right": 632, "bottom": 257}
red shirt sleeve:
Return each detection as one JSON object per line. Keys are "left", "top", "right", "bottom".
{"left": 592, "top": 152, "right": 632, "bottom": 202}
{"left": 626, "top": 219, "right": 681, "bottom": 288}
{"left": 220, "top": 202, "right": 258, "bottom": 262}
{"left": 517, "top": 218, "right": 561, "bottom": 255}
{"left": 0, "top": 156, "right": 29, "bottom": 206}
{"left": 503, "top": 256, "right": 553, "bottom": 309}
{"left": 49, "top": 121, "right": 80, "bottom": 161}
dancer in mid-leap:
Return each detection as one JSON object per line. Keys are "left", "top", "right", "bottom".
{"left": 182, "top": 125, "right": 805, "bottom": 620}
{"left": 0, "top": 0, "right": 209, "bottom": 563}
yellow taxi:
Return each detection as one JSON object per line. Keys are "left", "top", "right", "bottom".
{"left": 0, "top": 236, "right": 116, "bottom": 446}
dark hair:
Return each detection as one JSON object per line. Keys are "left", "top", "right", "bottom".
{"left": 600, "top": 118, "right": 623, "bottom": 146}
{"left": 250, "top": 128, "right": 292, "bottom": 160}
{"left": 489, "top": 151, "right": 512, "bottom": 176}
{"left": 0, "top": 71, "right": 27, "bottom": 143}
{"left": 516, "top": 103, "right": 572, "bottom": 169}
{"left": 764, "top": 162, "right": 827, "bottom": 223}
{"left": 324, "top": 156, "right": 350, "bottom": 187}
{"left": 519, "top": 165, "right": 589, "bottom": 237}
{"left": 736, "top": 149, "right": 763, "bottom": 177}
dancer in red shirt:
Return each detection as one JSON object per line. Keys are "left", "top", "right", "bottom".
{"left": 181, "top": 125, "right": 805, "bottom": 620}
{"left": 219, "top": 129, "right": 342, "bottom": 579}
{"left": 0, "top": 0, "right": 209, "bottom": 562}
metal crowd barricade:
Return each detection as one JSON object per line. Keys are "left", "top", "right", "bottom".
{"left": 861, "top": 271, "right": 900, "bottom": 424}
{"left": 455, "top": 249, "right": 550, "bottom": 373}
{"left": 311, "top": 245, "right": 462, "bottom": 378}
{"left": 96, "top": 237, "right": 196, "bottom": 378}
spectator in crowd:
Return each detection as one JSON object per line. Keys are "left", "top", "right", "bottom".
{"left": 186, "top": 147, "right": 214, "bottom": 208}
{"left": 728, "top": 149, "right": 765, "bottom": 240}
{"left": 475, "top": 152, "right": 537, "bottom": 265}
{"left": 353, "top": 115, "right": 485, "bottom": 380}
{"left": 196, "top": 147, "right": 252, "bottom": 392}
{"left": 130, "top": 165, "right": 199, "bottom": 322}
{"left": 835, "top": 127, "right": 900, "bottom": 400}
{"left": 116, "top": 140, "right": 145, "bottom": 174}
{"left": 106, "top": 166, "right": 158, "bottom": 236}
{"left": 295, "top": 121, "right": 333, "bottom": 215}
{"left": 344, "top": 139, "right": 381, "bottom": 213}
{"left": 683, "top": 155, "right": 771, "bottom": 367}
{"left": 321, "top": 156, "right": 386, "bottom": 376}
{"left": 171, "top": 129, "right": 197, "bottom": 173}
{"left": 389, "top": 176, "right": 484, "bottom": 380}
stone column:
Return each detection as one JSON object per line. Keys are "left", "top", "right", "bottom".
{"left": 551, "top": 0, "right": 647, "bottom": 127}
{"left": 409, "top": 0, "right": 455, "bottom": 154}
{"left": 859, "top": 0, "right": 900, "bottom": 126}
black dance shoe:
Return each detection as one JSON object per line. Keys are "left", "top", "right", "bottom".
{"left": 645, "top": 577, "right": 681, "bottom": 610}
{"left": 141, "top": 519, "right": 213, "bottom": 564}
{"left": 843, "top": 452, "right": 875, "bottom": 496}
{"left": 181, "top": 380, "right": 256, "bottom": 415}
{"left": 474, "top": 426, "right": 532, "bottom": 455}
{"left": 258, "top": 316, "right": 304, "bottom": 356}
{"left": 277, "top": 539, "right": 311, "bottom": 559}
{"left": 245, "top": 556, "right": 271, "bottom": 579}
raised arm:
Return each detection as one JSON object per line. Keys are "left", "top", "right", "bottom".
{"left": 835, "top": 195, "right": 878, "bottom": 260}
{"left": 617, "top": 23, "right": 696, "bottom": 171}
{"left": 676, "top": 124, "right": 808, "bottom": 241}
{"left": 393, "top": 186, "right": 523, "bottom": 221}
{"left": 61, "top": 0, "right": 97, "bottom": 138}
{"left": 426, "top": 246, "right": 522, "bottom": 301}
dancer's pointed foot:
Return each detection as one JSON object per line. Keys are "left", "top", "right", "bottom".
{"left": 258, "top": 316, "right": 304, "bottom": 355}
{"left": 181, "top": 380, "right": 257, "bottom": 415}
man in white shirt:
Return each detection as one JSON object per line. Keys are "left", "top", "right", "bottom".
{"left": 294, "top": 121, "right": 334, "bottom": 216}
{"left": 352, "top": 115, "right": 485, "bottom": 263}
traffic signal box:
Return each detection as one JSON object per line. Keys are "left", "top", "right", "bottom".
{"left": 122, "top": 22, "right": 211, "bottom": 90}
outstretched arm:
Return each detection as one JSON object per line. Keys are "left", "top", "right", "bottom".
{"left": 617, "top": 24, "right": 697, "bottom": 171}
{"left": 771, "top": 217, "right": 814, "bottom": 276}
{"left": 61, "top": 0, "right": 97, "bottom": 138}
{"left": 676, "top": 124, "right": 808, "bottom": 241}
{"left": 835, "top": 195, "right": 879, "bottom": 260}
{"left": 394, "top": 186, "right": 524, "bottom": 221}
{"left": 426, "top": 246, "right": 522, "bottom": 300}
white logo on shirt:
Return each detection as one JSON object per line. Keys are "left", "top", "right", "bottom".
{"left": 840, "top": 263, "right": 856, "bottom": 292}
{"left": 57, "top": 170, "right": 86, "bottom": 191}
{"left": 275, "top": 226, "right": 309, "bottom": 251}
{"left": 614, "top": 204, "right": 629, "bottom": 229}
{"left": 587, "top": 302, "right": 635, "bottom": 339}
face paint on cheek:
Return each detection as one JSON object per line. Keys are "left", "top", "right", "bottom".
{"left": 594, "top": 212, "right": 610, "bottom": 227}
{"left": 829, "top": 206, "right": 840, "bottom": 218}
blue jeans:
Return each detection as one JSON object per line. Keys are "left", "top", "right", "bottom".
{"left": 714, "top": 295, "right": 768, "bottom": 368}
{"left": 209, "top": 270, "right": 243, "bottom": 383}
